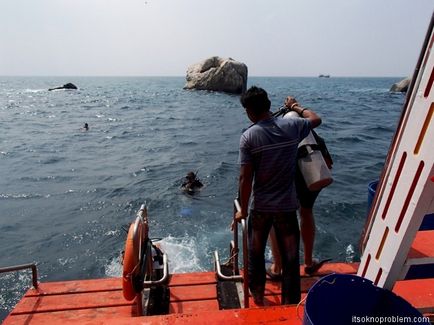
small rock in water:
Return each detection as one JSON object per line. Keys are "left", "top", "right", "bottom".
{"left": 390, "top": 77, "right": 411, "bottom": 93}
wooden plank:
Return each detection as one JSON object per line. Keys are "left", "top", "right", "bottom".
{"left": 5, "top": 263, "right": 359, "bottom": 324}
{"left": 300, "top": 262, "right": 358, "bottom": 277}
{"left": 249, "top": 292, "right": 307, "bottom": 307}
{"left": 393, "top": 278, "right": 434, "bottom": 313}
{"left": 407, "top": 230, "right": 434, "bottom": 264}
{"left": 262, "top": 262, "right": 359, "bottom": 297}
{"left": 169, "top": 272, "right": 216, "bottom": 286}
{"left": 3, "top": 306, "right": 135, "bottom": 325}
{"left": 6, "top": 303, "right": 304, "bottom": 324}
{"left": 169, "top": 299, "right": 219, "bottom": 314}
{"left": 11, "top": 291, "right": 133, "bottom": 315}
{"left": 143, "top": 305, "right": 303, "bottom": 324}
{"left": 55, "top": 305, "right": 303, "bottom": 325}
{"left": 170, "top": 284, "right": 217, "bottom": 302}
{"left": 264, "top": 276, "right": 322, "bottom": 295}
{"left": 25, "top": 277, "right": 121, "bottom": 297}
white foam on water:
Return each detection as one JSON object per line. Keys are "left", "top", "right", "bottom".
{"left": 105, "top": 254, "right": 123, "bottom": 277}
{"left": 345, "top": 244, "right": 355, "bottom": 263}
{"left": 0, "top": 271, "right": 33, "bottom": 312}
{"left": 159, "top": 235, "right": 205, "bottom": 273}
{"left": 104, "top": 235, "right": 206, "bottom": 278}
{"left": 24, "top": 89, "right": 45, "bottom": 93}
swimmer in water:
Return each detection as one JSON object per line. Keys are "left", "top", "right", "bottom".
{"left": 181, "top": 171, "right": 203, "bottom": 193}
{"left": 82, "top": 123, "right": 89, "bottom": 131}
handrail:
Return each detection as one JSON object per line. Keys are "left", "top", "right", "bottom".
{"left": 241, "top": 218, "right": 249, "bottom": 308}
{"left": 0, "top": 263, "right": 38, "bottom": 289}
{"left": 214, "top": 251, "right": 243, "bottom": 281}
{"left": 232, "top": 199, "right": 240, "bottom": 275}
{"left": 143, "top": 253, "right": 169, "bottom": 287}
{"left": 214, "top": 198, "right": 249, "bottom": 308}
{"left": 234, "top": 199, "right": 249, "bottom": 308}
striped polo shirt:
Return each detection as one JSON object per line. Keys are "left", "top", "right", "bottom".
{"left": 239, "top": 116, "right": 311, "bottom": 213}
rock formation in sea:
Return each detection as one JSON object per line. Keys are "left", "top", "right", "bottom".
{"left": 48, "top": 83, "right": 78, "bottom": 91}
{"left": 390, "top": 77, "right": 411, "bottom": 93}
{"left": 184, "top": 56, "right": 248, "bottom": 94}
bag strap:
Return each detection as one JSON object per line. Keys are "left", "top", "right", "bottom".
{"left": 310, "top": 130, "right": 334, "bottom": 168}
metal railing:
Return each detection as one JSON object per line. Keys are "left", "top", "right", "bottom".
{"left": 0, "top": 263, "right": 38, "bottom": 289}
{"left": 143, "top": 253, "right": 169, "bottom": 287}
{"left": 131, "top": 203, "right": 169, "bottom": 316}
{"left": 214, "top": 198, "right": 249, "bottom": 308}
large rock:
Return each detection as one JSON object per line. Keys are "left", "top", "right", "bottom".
{"left": 390, "top": 77, "right": 411, "bottom": 93}
{"left": 184, "top": 56, "right": 248, "bottom": 94}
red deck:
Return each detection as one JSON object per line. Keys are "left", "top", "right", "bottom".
{"left": 3, "top": 261, "right": 434, "bottom": 324}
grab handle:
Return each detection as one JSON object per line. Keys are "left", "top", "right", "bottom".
{"left": 0, "top": 263, "right": 38, "bottom": 289}
{"left": 143, "top": 253, "right": 169, "bottom": 287}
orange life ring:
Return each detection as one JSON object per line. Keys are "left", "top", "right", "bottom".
{"left": 122, "top": 223, "right": 139, "bottom": 301}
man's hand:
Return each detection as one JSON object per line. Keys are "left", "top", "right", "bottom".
{"left": 230, "top": 211, "right": 247, "bottom": 231}
{"left": 284, "top": 96, "right": 298, "bottom": 109}
{"left": 235, "top": 211, "right": 246, "bottom": 222}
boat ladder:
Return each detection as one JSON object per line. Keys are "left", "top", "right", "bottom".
{"left": 359, "top": 12, "right": 434, "bottom": 290}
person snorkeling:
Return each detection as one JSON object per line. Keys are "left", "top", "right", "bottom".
{"left": 81, "top": 122, "right": 89, "bottom": 131}
{"left": 181, "top": 171, "right": 203, "bottom": 193}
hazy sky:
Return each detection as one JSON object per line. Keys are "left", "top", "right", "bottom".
{"left": 1, "top": 0, "right": 433, "bottom": 77}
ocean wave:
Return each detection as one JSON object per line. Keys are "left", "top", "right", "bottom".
{"left": 103, "top": 234, "right": 206, "bottom": 277}
{"left": 178, "top": 141, "right": 198, "bottom": 146}
{"left": 40, "top": 156, "right": 65, "bottom": 164}
{"left": 335, "top": 135, "right": 364, "bottom": 143}
{"left": 362, "top": 125, "right": 395, "bottom": 133}
{"left": 159, "top": 235, "right": 206, "bottom": 273}
{"left": 0, "top": 193, "right": 43, "bottom": 200}
{"left": 105, "top": 254, "right": 123, "bottom": 277}
{"left": 24, "top": 89, "right": 46, "bottom": 93}
{"left": 0, "top": 270, "right": 33, "bottom": 317}
{"left": 20, "top": 175, "right": 74, "bottom": 182}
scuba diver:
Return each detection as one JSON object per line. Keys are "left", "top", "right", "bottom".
{"left": 80, "top": 122, "right": 89, "bottom": 131}
{"left": 181, "top": 171, "right": 203, "bottom": 194}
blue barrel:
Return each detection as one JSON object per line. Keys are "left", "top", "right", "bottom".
{"left": 367, "top": 180, "right": 379, "bottom": 213}
{"left": 303, "top": 273, "right": 429, "bottom": 325}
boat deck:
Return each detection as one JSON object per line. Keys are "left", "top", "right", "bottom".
{"left": 4, "top": 262, "right": 433, "bottom": 324}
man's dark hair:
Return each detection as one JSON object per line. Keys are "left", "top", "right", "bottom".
{"left": 240, "top": 86, "right": 271, "bottom": 115}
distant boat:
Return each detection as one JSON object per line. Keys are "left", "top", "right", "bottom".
{"left": 319, "top": 74, "right": 330, "bottom": 78}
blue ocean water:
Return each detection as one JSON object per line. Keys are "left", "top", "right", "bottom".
{"left": 0, "top": 76, "right": 404, "bottom": 319}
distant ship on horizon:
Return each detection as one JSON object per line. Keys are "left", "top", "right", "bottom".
{"left": 319, "top": 74, "right": 330, "bottom": 78}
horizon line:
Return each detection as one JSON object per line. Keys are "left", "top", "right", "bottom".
{"left": 0, "top": 75, "right": 407, "bottom": 78}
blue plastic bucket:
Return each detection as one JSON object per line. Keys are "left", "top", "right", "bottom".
{"left": 367, "top": 180, "right": 379, "bottom": 213}
{"left": 303, "top": 273, "right": 429, "bottom": 325}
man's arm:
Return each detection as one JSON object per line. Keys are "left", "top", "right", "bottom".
{"left": 284, "top": 96, "right": 322, "bottom": 128}
{"left": 235, "top": 163, "right": 253, "bottom": 222}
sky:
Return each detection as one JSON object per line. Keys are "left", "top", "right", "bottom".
{"left": 0, "top": 0, "right": 433, "bottom": 77}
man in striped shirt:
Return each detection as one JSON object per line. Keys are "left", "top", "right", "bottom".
{"left": 235, "top": 86, "right": 321, "bottom": 305}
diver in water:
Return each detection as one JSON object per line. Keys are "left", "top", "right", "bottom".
{"left": 81, "top": 123, "right": 89, "bottom": 131}
{"left": 181, "top": 171, "right": 203, "bottom": 193}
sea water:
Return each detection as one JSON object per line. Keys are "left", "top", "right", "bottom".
{"left": 0, "top": 76, "right": 404, "bottom": 319}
